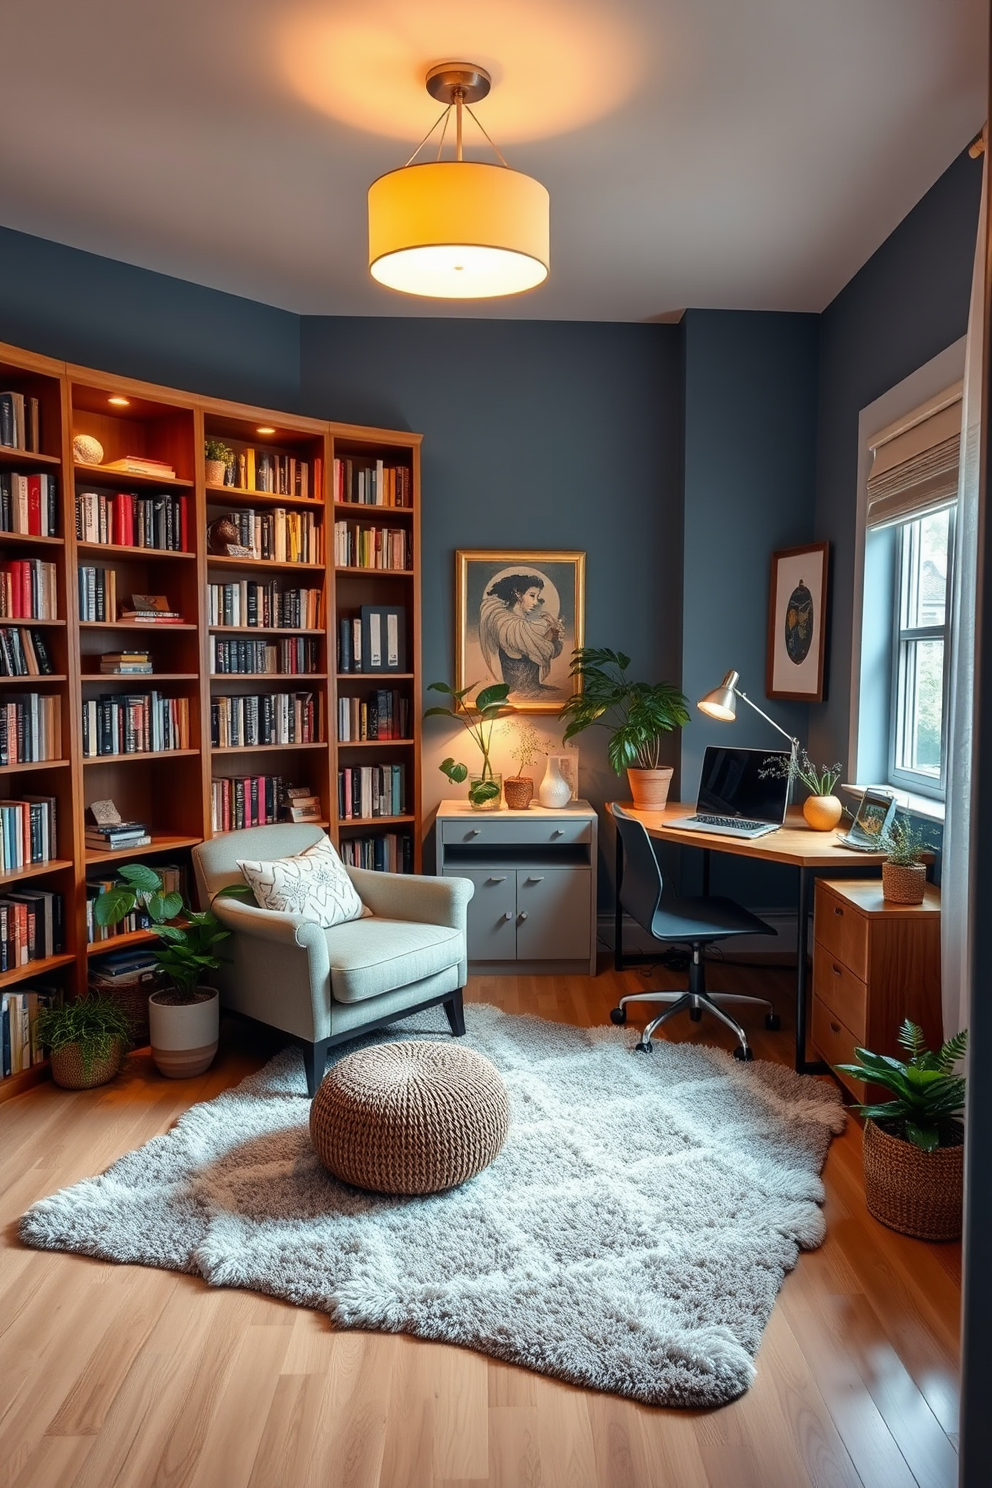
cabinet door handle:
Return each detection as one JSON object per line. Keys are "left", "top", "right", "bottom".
{"left": 488, "top": 876, "right": 507, "bottom": 883}
{"left": 830, "top": 1020, "right": 841, "bottom": 1034}
{"left": 518, "top": 912, "right": 528, "bottom": 922}
{"left": 525, "top": 875, "right": 544, "bottom": 883}
{"left": 502, "top": 911, "right": 514, "bottom": 921}
{"left": 468, "top": 828, "right": 481, "bottom": 838}
{"left": 834, "top": 906, "right": 843, "bottom": 916}
{"left": 832, "top": 964, "right": 842, "bottom": 977}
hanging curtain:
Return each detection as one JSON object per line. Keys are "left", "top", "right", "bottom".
{"left": 942, "top": 147, "right": 987, "bottom": 1040}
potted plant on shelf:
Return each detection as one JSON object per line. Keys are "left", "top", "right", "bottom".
{"left": 93, "top": 864, "right": 245, "bottom": 1078}
{"left": 559, "top": 648, "right": 690, "bottom": 810}
{"left": 204, "top": 436, "right": 234, "bottom": 486}
{"left": 880, "top": 818, "right": 933, "bottom": 904}
{"left": 425, "top": 681, "right": 511, "bottom": 810}
{"left": 500, "top": 719, "right": 550, "bottom": 809}
{"left": 836, "top": 1019, "right": 967, "bottom": 1240}
{"left": 760, "top": 749, "right": 843, "bottom": 829}
{"left": 35, "top": 994, "right": 131, "bottom": 1090}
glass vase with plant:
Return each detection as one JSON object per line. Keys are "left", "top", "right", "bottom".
{"left": 760, "top": 748, "right": 843, "bottom": 830}
{"left": 559, "top": 648, "right": 689, "bottom": 809}
{"left": 425, "top": 681, "right": 511, "bottom": 809}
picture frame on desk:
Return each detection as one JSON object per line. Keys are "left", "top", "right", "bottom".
{"left": 766, "top": 541, "right": 829, "bottom": 701}
{"left": 360, "top": 605, "right": 407, "bottom": 673}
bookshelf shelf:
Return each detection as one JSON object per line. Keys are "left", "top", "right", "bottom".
{"left": 0, "top": 953, "right": 76, "bottom": 991}
{"left": 74, "top": 463, "right": 195, "bottom": 490}
{"left": 1, "top": 340, "right": 423, "bottom": 1101}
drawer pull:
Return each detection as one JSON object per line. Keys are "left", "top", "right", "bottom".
{"left": 832, "top": 964, "right": 842, "bottom": 977}
{"left": 526, "top": 875, "right": 544, "bottom": 883}
{"left": 488, "top": 876, "right": 507, "bottom": 883}
{"left": 518, "top": 912, "right": 528, "bottom": 922}
{"left": 830, "top": 1021, "right": 841, "bottom": 1034}
{"left": 834, "top": 907, "right": 843, "bottom": 917}
{"left": 552, "top": 829, "right": 564, "bottom": 838}
{"left": 468, "top": 828, "right": 481, "bottom": 838}
{"left": 502, "top": 911, "right": 513, "bottom": 921}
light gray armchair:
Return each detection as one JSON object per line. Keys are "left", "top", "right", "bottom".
{"left": 192, "top": 825, "right": 474, "bottom": 1095}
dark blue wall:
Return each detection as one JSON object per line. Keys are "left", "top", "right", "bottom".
{"left": 300, "top": 317, "right": 684, "bottom": 840}
{"left": 0, "top": 224, "right": 300, "bottom": 411}
{"left": 810, "top": 147, "right": 982, "bottom": 766}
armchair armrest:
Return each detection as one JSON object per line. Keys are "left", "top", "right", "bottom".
{"left": 210, "top": 896, "right": 330, "bottom": 981}
{"left": 347, "top": 868, "right": 474, "bottom": 931}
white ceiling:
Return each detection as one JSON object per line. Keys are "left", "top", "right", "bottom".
{"left": 0, "top": 0, "right": 985, "bottom": 321}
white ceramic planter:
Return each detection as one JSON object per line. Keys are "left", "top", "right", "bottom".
{"left": 539, "top": 756, "right": 572, "bottom": 808}
{"left": 149, "top": 987, "right": 219, "bottom": 1078}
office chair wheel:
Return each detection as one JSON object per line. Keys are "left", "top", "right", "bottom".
{"left": 765, "top": 1013, "right": 781, "bottom": 1031}
{"left": 634, "top": 1040, "right": 652, "bottom": 1054}
{"left": 733, "top": 1045, "right": 753, "bottom": 1062}
{"left": 610, "top": 1006, "right": 627, "bottom": 1025}
{"left": 689, "top": 1007, "right": 702, "bottom": 1022}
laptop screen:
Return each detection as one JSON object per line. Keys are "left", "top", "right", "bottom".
{"left": 696, "top": 745, "right": 792, "bottom": 822}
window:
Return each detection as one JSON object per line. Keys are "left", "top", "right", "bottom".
{"left": 890, "top": 505, "right": 954, "bottom": 796}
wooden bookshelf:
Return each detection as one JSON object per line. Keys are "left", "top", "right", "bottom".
{"left": 0, "top": 340, "right": 423, "bottom": 1101}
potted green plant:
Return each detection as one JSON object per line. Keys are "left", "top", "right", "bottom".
{"left": 35, "top": 994, "right": 131, "bottom": 1090}
{"left": 761, "top": 749, "right": 843, "bottom": 830}
{"left": 880, "top": 817, "right": 933, "bottom": 904}
{"left": 425, "top": 681, "right": 511, "bottom": 810}
{"left": 93, "top": 864, "right": 244, "bottom": 1078}
{"left": 204, "top": 436, "right": 234, "bottom": 486}
{"left": 559, "top": 648, "right": 690, "bottom": 809}
{"left": 500, "top": 719, "right": 550, "bottom": 809}
{"left": 836, "top": 1019, "right": 967, "bottom": 1240}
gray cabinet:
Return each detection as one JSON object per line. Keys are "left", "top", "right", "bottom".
{"left": 436, "top": 802, "right": 598, "bottom": 974}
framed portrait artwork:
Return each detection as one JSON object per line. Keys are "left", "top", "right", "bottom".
{"left": 455, "top": 551, "right": 586, "bottom": 714}
{"left": 766, "top": 541, "right": 829, "bottom": 701}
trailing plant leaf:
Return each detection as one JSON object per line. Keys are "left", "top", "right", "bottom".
{"left": 426, "top": 682, "right": 512, "bottom": 794}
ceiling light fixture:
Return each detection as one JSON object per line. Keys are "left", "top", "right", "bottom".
{"left": 368, "top": 63, "right": 549, "bottom": 300}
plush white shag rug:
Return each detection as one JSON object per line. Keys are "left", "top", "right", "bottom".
{"left": 20, "top": 1004, "right": 845, "bottom": 1408}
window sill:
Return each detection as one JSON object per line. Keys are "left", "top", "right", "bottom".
{"left": 841, "top": 782, "right": 945, "bottom": 825}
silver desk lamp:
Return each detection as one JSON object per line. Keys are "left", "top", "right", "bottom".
{"left": 697, "top": 670, "right": 800, "bottom": 757}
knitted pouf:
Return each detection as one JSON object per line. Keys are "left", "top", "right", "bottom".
{"left": 310, "top": 1040, "right": 510, "bottom": 1195}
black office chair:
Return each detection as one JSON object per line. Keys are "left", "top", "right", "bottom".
{"left": 609, "top": 804, "right": 781, "bottom": 1060}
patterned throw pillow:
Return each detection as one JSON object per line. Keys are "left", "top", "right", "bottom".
{"left": 236, "top": 836, "right": 367, "bottom": 928}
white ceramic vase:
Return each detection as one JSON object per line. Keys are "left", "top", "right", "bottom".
{"left": 538, "top": 755, "right": 572, "bottom": 808}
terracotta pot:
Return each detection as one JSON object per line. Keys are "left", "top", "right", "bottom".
{"left": 149, "top": 986, "right": 219, "bottom": 1078}
{"left": 205, "top": 458, "right": 228, "bottom": 486}
{"left": 882, "top": 861, "right": 927, "bottom": 905}
{"left": 503, "top": 776, "right": 533, "bottom": 809}
{"left": 627, "top": 766, "right": 674, "bottom": 811}
{"left": 50, "top": 1038, "right": 124, "bottom": 1090}
{"left": 862, "top": 1118, "right": 963, "bottom": 1240}
{"left": 803, "top": 794, "right": 843, "bottom": 831}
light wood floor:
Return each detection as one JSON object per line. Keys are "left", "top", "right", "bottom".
{"left": 0, "top": 961, "right": 961, "bottom": 1488}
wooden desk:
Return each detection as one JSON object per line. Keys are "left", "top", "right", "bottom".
{"left": 615, "top": 802, "right": 888, "bottom": 1073}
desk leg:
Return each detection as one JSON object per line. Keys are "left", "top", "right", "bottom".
{"left": 795, "top": 866, "right": 828, "bottom": 1075}
{"left": 702, "top": 848, "right": 711, "bottom": 898}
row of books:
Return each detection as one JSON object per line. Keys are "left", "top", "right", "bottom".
{"left": 0, "top": 693, "right": 62, "bottom": 766}
{"left": 0, "top": 391, "right": 41, "bottom": 453}
{"left": 337, "top": 690, "right": 410, "bottom": 742}
{"left": 2, "top": 987, "right": 59, "bottom": 1080}
{"left": 1, "top": 888, "right": 64, "bottom": 970}
{"left": 333, "top": 522, "right": 408, "bottom": 571}
{"left": 85, "top": 865, "right": 183, "bottom": 943}
{"left": 215, "top": 508, "right": 322, "bottom": 565}
{"left": 212, "top": 448, "right": 321, "bottom": 499}
{"left": 0, "top": 471, "right": 58, "bottom": 536}
{"left": 75, "top": 490, "right": 190, "bottom": 551}
{"left": 0, "top": 625, "right": 55, "bottom": 676}
{"left": 0, "top": 795, "right": 58, "bottom": 871}
{"left": 337, "top": 608, "right": 407, "bottom": 674}
{"left": 210, "top": 774, "right": 286, "bottom": 833}
{"left": 332, "top": 457, "right": 412, "bottom": 508}
{"left": 338, "top": 764, "right": 407, "bottom": 820}
{"left": 81, "top": 692, "right": 191, "bottom": 757}
{"left": 0, "top": 558, "right": 58, "bottom": 619}
{"left": 209, "top": 635, "right": 320, "bottom": 675}
{"left": 78, "top": 565, "right": 117, "bottom": 623}
{"left": 207, "top": 582, "right": 322, "bottom": 630}
{"left": 338, "top": 832, "right": 413, "bottom": 874}
{"left": 210, "top": 692, "right": 323, "bottom": 749}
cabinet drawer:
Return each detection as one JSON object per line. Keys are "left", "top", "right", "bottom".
{"left": 811, "top": 997, "right": 862, "bottom": 1097}
{"left": 440, "top": 817, "right": 592, "bottom": 847}
{"left": 812, "top": 940, "right": 867, "bottom": 1041}
{"left": 814, "top": 886, "right": 869, "bottom": 979}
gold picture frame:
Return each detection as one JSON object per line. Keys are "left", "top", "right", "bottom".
{"left": 455, "top": 550, "right": 586, "bottom": 714}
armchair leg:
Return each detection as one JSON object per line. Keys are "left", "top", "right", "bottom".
{"left": 303, "top": 1038, "right": 330, "bottom": 1098}
{"left": 444, "top": 990, "right": 467, "bottom": 1037}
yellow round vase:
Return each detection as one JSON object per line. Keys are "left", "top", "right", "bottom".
{"left": 803, "top": 794, "right": 843, "bottom": 831}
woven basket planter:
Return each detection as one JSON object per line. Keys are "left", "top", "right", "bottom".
{"left": 310, "top": 1040, "right": 509, "bottom": 1194}
{"left": 88, "top": 969, "right": 157, "bottom": 1049}
{"left": 881, "top": 862, "right": 927, "bottom": 905}
{"left": 503, "top": 776, "right": 534, "bottom": 810}
{"left": 862, "top": 1118, "right": 964, "bottom": 1241}
{"left": 50, "top": 1038, "right": 124, "bottom": 1090}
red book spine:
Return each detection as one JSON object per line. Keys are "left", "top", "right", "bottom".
{"left": 27, "top": 475, "right": 42, "bottom": 536}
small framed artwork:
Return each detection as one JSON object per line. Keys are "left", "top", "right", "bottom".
{"left": 766, "top": 542, "right": 829, "bottom": 701}
{"left": 455, "top": 551, "right": 586, "bottom": 714}
{"left": 557, "top": 749, "right": 579, "bottom": 802}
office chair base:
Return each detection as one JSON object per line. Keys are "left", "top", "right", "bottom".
{"left": 610, "top": 1006, "right": 627, "bottom": 1025}
{"left": 734, "top": 1045, "right": 754, "bottom": 1062}
{"left": 765, "top": 1013, "right": 781, "bottom": 1031}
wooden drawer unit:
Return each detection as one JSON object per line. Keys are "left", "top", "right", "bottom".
{"left": 812, "top": 879, "right": 941, "bottom": 1098}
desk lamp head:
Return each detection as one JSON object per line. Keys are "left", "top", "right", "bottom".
{"left": 697, "top": 668, "right": 799, "bottom": 755}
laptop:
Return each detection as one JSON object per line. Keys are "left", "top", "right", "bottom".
{"left": 669, "top": 745, "right": 792, "bottom": 838}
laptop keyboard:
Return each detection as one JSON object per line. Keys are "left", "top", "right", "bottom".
{"left": 692, "top": 814, "right": 767, "bottom": 831}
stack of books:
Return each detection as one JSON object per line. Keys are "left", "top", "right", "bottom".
{"left": 84, "top": 819, "right": 152, "bottom": 853}
{"left": 286, "top": 785, "right": 321, "bottom": 822}
{"left": 100, "top": 651, "right": 152, "bottom": 675}
{"left": 119, "top": 594, "right": 184, "bottom": 625}
{"left": 98, "top": 455, "right": 177, "bottom": 479}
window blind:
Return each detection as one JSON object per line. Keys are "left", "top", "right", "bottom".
{"left": 866, "top": 382, "right": 963, "bottom": 528}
